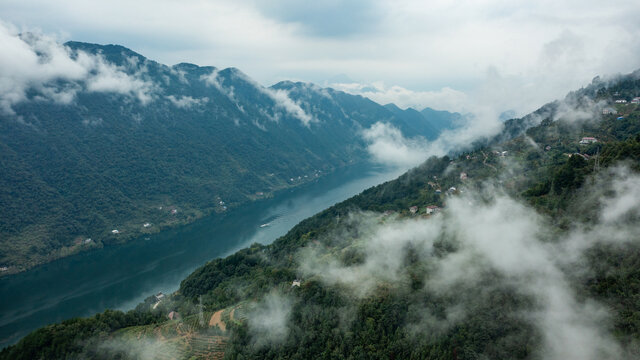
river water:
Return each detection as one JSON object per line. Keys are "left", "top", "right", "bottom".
{"left": 0, "top": 162, "right": 403, "bottom": 348}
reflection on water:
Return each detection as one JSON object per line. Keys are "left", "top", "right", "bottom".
{"left": 0, "top": 162, "right": 404, "bottom": 348}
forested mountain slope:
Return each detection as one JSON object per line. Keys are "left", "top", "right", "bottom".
{"left": 4, "top": 71, "right": 640, "bottom": 359}
{"left": 0, "top": 40, "right": 452, "bottom": 273}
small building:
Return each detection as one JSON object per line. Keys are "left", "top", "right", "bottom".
{"left": 602, "top": 108, "right": 618, "bottom": 115}
{"left": 84, "top": 238, "right": 93, "bottom": 244}
{"left": 617, "top": 116, "right": 625, "bottom": 120}
{"left": 426, "top": 205, "right": 440, "bottom": 215}
{"left": 292, "top": 279, "right": 301, "bottom": 287}
{"left": 631, "top": 97, "right": 640, "bottom": 104}
{"left": 409, "top": 206, "right": 418, "bottom": 214}
{"left": 545, "top": 145, "right": 552, "bottom": 151}
{"left": 143, "top": 223, "right": 151, "bottom": 228}
{"left": 111, "top": 229, "right": 119, "bottom": 234}
{"left": 435, "top": 189, "right": 442, "bottom": 194}
{"left": 0, "top": 266, "right": 8, "bottom": 272}
{"left": 500, "top": 151, "right": 508, "bottom": 157}
{"left": 615, "top": 99, "right": 627, "bottom": 104}
{"left": 460, "top": 172, "right": 468, "bottom": 180}
{"left": 579, "top": 137, "right": 597, "bottom": 145}
{"left": 448, "top": 187, "right": 457, "bottom": 193}
{"left": 155, "top": 292, "right": 165, "bottom": 301}
{"left": 171, "top": 209, "right": 178, "bottom": 214}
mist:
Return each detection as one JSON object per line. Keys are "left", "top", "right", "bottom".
{"left": 0, "top": 21, "right": 156, "bottom": 115}
{"left": 295, "top": 166, "right": 640, "bottom": 359}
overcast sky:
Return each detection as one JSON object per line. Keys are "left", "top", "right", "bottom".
{"left": 2, "top": 0, "right": 640, "bottom": 115}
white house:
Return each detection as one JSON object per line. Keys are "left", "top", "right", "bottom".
{"left": 579, "top": 137, "right": 597, "bottom": 145}
{"left": 615, "top": 99, "right": 627, "bottom": 104}
{"left": 426, "top": 205, "right": 440, "bottom": 215}
{"left": 602, "top": 108, "right": 617, "bottom": 115}
{"left": 111, "top": 229, "right": 119, "bottom": 234}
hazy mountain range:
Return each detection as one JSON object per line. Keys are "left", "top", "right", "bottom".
{"left": 0, "top": 40, "right": 461, "bottom": 273}
{"left": 3, "top": 66, "right": 640, "bottom": 359}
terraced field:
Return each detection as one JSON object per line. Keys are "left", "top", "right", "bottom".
{"left": 112, "top": 304, "right": 249, "bottom": 359}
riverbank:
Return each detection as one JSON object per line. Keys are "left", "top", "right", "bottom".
{"left": 0, "top": 162, "right": 404, "bottom": 349}
{"left": 0, "top": 164, "right": 348, "bottom": 277}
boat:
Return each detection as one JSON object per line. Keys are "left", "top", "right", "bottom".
{"left": 260, "top": 223, "right": 270, "bottom": 228}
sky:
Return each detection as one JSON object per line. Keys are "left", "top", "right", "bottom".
{"left": 1, "top": 0, "right": 640, "bottom": 116}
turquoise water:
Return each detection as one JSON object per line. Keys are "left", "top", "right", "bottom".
{"left": 0, "top": 163, "right": 403, "bottom": 348}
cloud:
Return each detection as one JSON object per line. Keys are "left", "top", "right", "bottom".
{"left": 166, "top": 95, "right": 208, "bottom": 108}
{"left": 0, "top": 21, "right": 156, "bottom": 114}
{"left": 84, "top": 56, "right": 156, "bottom": 104}
{"left": 266, "top": 88, "right": 315, "bottom": 126}
{"left": 361, "top": 122, "right": 431, "bottom": 167}
{"left": 297, "top": 166, "right": 640, "bottom": 358}
{"left": 97, "top": 337, "right": 180, "bottom": 360}
{"left": 230, "top": 69, "right": 316, "bottom": 126}
{"left": 203, "top": 68, "right": 315, "bottom": 126}
{"left": 247, "top": 292, "right": 293, "bottom": 347}
{"left": 330, "top": 82, "right": 469, "bottom": 113}
{"left": 250, "top": 0, "right": 383, "bottom": 38}
{"left": 600, "top": 167, "right": 640, "bottom": 224}
{"left": 3, "top": 0, "right": 637, "bottom": 102}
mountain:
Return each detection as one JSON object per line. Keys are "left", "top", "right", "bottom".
{"left": 384, "top": 103, "right": 465, "bottom": 140}
{"left": 420, "top": 106, "right": 464, "bottom": 132}
{"left": 4, "top": 71, "right": 640, "bottom": 359}
{"left": 0, "top": 40, "right": 455, "bottom": 274}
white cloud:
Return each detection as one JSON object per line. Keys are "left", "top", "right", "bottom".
{"left": 83, "top": 55, "right": 155, "bottom": 104}
{"left": 298, "top": 169, "right": 640, "bottom": 358}
{"left": 247, "top": 292, "right": 293, "bottom": 347}
{"left": 229, "top": 69, "right": 315, "bottom": 126}
{"left": 166, "top": 95, "right": 208, "bottom": 108}
{"left": 267, "top": 88, "right": 314, "bottom": 126}
{"left": 204, "top": 68, "right": 315, "bottom": 126}
{"left": 362, "top": 122, "right": 430, "bottom": 167}
{"left": 3, "top": 0, "right": 637, "bottom": 101}
{"left": 331, "top": 82, "right": 469, "bottom": 113}
{"left": 0, "top": 21, "right": 156, "bottom": 114}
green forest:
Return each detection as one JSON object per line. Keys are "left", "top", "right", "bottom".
{"left": 3, "top": 72, "right": 640, "bottom": 359}
{"left": 0, "top": 42, "right": 457, "bottom": 274}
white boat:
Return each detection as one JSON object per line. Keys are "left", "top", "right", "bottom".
{"left": 260, "top": 223, "right": 270, "bottom": 228}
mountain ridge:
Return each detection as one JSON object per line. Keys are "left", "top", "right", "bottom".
{"left": 4, "top": 67, "right": 639, "bottom": 359}
{"left": 0, "top": 40, "right": 456, "bottom": 274}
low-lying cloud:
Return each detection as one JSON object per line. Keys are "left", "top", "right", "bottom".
{"left": 362, "top": 122, "right": 431, "bottom": 167}
{"left": 0, "top": 21, "right": 155, "bottom": 115}
{"left": 98, "top": 337, "right": 180, "bottom": 360}
{"left": 166, "top": 94, "right": 208, "bottom": 108}
{"left": 247, "top": 291, "right": 294, "bottom": 347}
{"left": 330, "top": 81, "right": 469, "bottom": 113}
{"left": 201, "top": 68, "right": 315, "bottom": 126}
{"left": 297, "top": 166, "right": 640, "bottom": 358}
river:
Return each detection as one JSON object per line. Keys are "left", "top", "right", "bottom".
{"left": 0, "top": 162, "right": 404, "bottom": 349}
